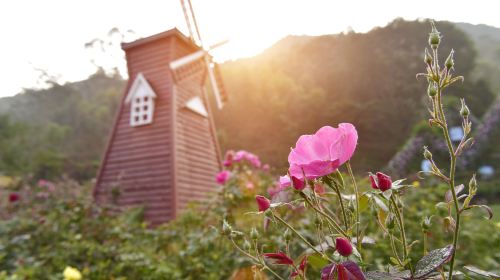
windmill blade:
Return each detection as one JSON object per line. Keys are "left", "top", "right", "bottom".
{"left": 169, "top": 50, "right": 206, "bottom": 83}
{"left": 212, "top": 63, "right": 228, "bottom": 104}
{"left": 208, "top": 39, "right": 229, "bottom": 51}
{"left": 205, "top": 59, "right": 227, "bottom": 109}
{"left": 170, "top": 49, "right": 206, "bottom": 70}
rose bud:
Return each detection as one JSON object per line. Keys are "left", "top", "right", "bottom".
{"left": 255, "top": 195, "right": 271, "bottom": 212}
{"left": 291, "top": 176, "right": 306, "bottom": 191}
{"left": 335, "top": 237, "right": 353, "bottom": 257}
{"left": 262, "top": 252, "right": 294, "bottom": 265}
{"left": 9, "top": 192, "right": 20, "bottom": 203}
{"left": 369, "top": 174, "right": 378, "bottom": 190}
{"left": 250, "top": 227, "right": 260, "bottom": 241}
{"left": 376, "top": 172, "right": 392, "bottom": 191}
{"left": 222, "top": 220, "right": 232, "bottom": 236}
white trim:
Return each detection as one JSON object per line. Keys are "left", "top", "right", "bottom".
{"left": 125, "top": 73, "right": 157, "bottom": 104}
{"left": 185, "top": 96, "right": 208, "bottom": 117}
{"left": 169, "top": 50, "right": 206, "bottom": 70}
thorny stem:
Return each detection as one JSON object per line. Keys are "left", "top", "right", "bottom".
{"left": 390, "top": 195, "right": 408, "bottom": 264}
{"left": 231, "top": 238, "right": 286, "bottom": 280}
{"left": 423, "top": 232, "right": 428, "bottom": 255}
{"left": 389, "top": 232, "right": 404, "bottom": 266}
{"left": 300, "top": 192, "right": 349, "bottom": 238}
{"left": 231, "top": 238, "right": 259, "bottom": 262}
{"left": 431, "top": 44, "right": 460, "bottom": 279}
{"left": 327, "top": 179, "right": 349, "bottom": 232}
{"left": 273, "top": 211, "right": 334, "bottom": 262}
{"left": 264, "top": 266, "right": 287, "bottom": 280}
{"left": 346, "top": 161, "right": 361, "bottom": 252}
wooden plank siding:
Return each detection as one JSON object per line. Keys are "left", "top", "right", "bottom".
{"left": 172, "top": 36, "right": 220, "bottom": 212}
{"left": 94, "top": 29, "right": 221, "bottom": 226}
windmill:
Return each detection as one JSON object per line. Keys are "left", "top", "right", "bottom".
{"left": 171, "top": 0, "right": 228, "bottom": 110}
{"left": 94, "top": 0, "right": 229, "bottom": 226}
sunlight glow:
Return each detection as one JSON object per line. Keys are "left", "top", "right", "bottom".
{"left": 0, "top": 0, "right": 499, "bottom": 96}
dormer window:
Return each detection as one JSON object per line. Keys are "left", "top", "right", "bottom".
{"left": 125, "top": 73, "right": 157, "bottom": 127}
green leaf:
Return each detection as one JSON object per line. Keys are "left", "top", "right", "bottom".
{"left": 464, "top": 265, "right": 500, "bottom": 279}
{"left": 390, "top": 257, "right": 400, "bottom": 265}
{"left": 444, "top": 184, "right": 464, "bottom": 203}
{"left": 382, "top": 189, "right": 393, "bottom": 200}
{"left": 358, "top": 194, "right": 370, "bottom": 212}
{"left": 365, "top": 271, "right": 409, "bottom": 280}
{"left": 413, "top": 245, "right": 454, "bottom": 279}
{"left": 308, "top": 253, "right": 330, "bottom": 270}
{"left": 468, "top": 205, "right": 494, "bottom": 220}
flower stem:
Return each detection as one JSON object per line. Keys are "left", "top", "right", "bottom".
{"left": 390, "top": 195, "right": 408, "bottom": 263}
{"left": 436, "top": 84, "right": 461, "bottom": 280}
{"left": 299, "top": 192, "right": 349, "bottom": 238}
{"left": 273, "top": 211, "right": 334, "bottom": 262}
{"left": 231, "top": 238, "right": 286, "bottom": 280}
{"left": 263, "top": 266, "right": 286, "bottom": 280}
{"left": 346, "top": 161, "right": 361, "bottom": 252}
{"left": 326, "top": 178, "right": 349, "bottom": 232}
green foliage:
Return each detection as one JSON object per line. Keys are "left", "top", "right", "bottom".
{"left": 0, "top": 71, "right": 124, "bottom": 181}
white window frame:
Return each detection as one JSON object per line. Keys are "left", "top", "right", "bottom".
{"left": 125, "top": 73, "right": 157, "bottom": 127}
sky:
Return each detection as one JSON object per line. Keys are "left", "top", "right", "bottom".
{"left": 0, "top": 0, "right": 499, "bottom": 97}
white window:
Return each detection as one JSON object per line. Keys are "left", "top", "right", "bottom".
{"left": 125, "top": 73, "right": 157, "bottom": 127}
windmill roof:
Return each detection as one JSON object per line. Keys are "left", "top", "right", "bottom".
{"left": 121, "top": 28, "right": 200, "bottom": 51}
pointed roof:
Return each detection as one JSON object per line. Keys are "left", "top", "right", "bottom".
{"left": 125, "top": 73, "right": 156, "bottom": 103}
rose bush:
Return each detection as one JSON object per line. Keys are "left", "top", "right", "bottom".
{"left": 223, "top": 22, "right": 497, "bottom": 280}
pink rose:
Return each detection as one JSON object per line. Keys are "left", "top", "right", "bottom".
{"left": 288, "top": 124, "right": 358, "bottom": 180}
{"left": 245, "top": 182, "right": 255, "bottom": 189}
{"left": 215, "top": 170, "right": 231, "bottom": 185}
{"left": 279, "top": 175, "right": 291, "bottom": 188}
{"left": 262, "top": 164, "right": 270, "bottom": 171}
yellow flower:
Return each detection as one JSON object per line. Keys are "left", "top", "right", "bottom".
{"left": 63, "top": 266, "right": 82, "bottom": 280}
{"left": 412, "top": 181, "right": 420, "bottom": 188}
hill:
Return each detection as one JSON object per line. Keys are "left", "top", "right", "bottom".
{"left": 456, "top": 22, "right": 500, "bottom": 93}
{"left": 215, "top": 19, "right": 494, "bottom": 173}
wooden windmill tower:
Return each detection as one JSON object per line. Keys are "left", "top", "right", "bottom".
{"left": 94, "top": 0, "right": 228, "bottom": 226}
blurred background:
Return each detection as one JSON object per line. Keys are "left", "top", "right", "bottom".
{"left": 0, "top": 0, "right": 499, "bottom": 279}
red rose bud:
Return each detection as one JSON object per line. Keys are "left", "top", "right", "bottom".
{"left": 291, "top": 256, "right": 308, "bottom": 278}
{"left": 335, "top": 237, "right": 353, "bottom": 257}
{"left": 376, "top": 172, "right": 392, "bottom": 191}
{"left": 263, "top": 252, "right": 294, "bottom": 265}
{"left": 8, "top": 192, "right": 20, "bottom": 203}
{"left": 369, "top": 174, "right": 378, "bottom": 190}
{"left": 255, "top": 195, "right": 271, "bottom": 212}
{"left": 291, "top": 176, "right": 306, "bottom": 191}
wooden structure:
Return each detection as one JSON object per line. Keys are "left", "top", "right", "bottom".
{"left": 94, "top": 28, "right": 224, "bottom": 225}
